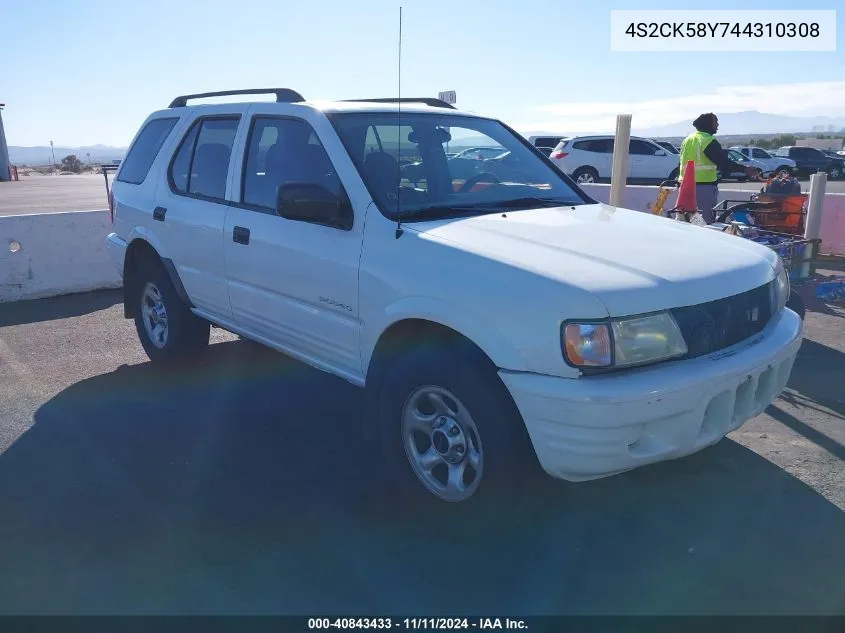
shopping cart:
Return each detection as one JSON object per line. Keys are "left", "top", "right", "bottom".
{"left": 651, "top": 177, "right": 821, "bottom": 290}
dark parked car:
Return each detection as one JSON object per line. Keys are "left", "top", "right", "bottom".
{"left": 528, "top": 135, "right": 568, "bottom": 157}
{"left": 773, "top": 146, "right": 844, "bottom": 180}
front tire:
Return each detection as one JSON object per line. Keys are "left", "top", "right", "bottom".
{"left": 827, "top": 165, "right": 843, "bottom": 180}
{"left": 375, "top": 341, "right": 539, "bottom": 508}
{"left": 133, "top": 257, "right": 210, "bottom": 363}
{"left": 787, "top": 290, "right": 806, "bottom": 320}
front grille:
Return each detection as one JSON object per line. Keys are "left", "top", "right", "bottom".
{"left": 671, "top": 281, "right": 774, "bottom": 359}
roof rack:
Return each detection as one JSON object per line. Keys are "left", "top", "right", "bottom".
{"left": 341, "top": 97, "right": 456, "bottom": 110}
{"left": 168, "top": 88, "right": 305, "bottom": 108}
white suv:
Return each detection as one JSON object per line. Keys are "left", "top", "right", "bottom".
{"left": 550, "top": 135, "right": 680, "bottom": 183}
{"left": 106, "top": 88, "right": 802, "bottom": 506}
{"left": 729, "top": 146, "right": 796, "bottom": 175}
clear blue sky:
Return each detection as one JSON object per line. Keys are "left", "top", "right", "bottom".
{"left": 1, "top": 0, "right": 842, "bottom": 146}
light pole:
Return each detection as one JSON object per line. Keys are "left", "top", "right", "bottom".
{"left": 50, "top": 140, "right": 56, "bottom": 173}
{"left": 0, "top": 103, "right": 10, "bottom": 182}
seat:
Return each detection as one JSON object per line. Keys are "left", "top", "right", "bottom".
{"left": 362, "top": 151, "right": 400, "bottom": 202}
{"left": 190, "top": 143, "right": 231, "bottom": 199}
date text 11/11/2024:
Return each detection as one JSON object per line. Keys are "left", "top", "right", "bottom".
{"left": 307, "top": 617, "right": 528, "bottom": 630}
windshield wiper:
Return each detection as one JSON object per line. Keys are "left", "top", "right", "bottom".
{"left": 486, "top": 196, "right": 581, "bottom": 209}
{"left": 397, "top": 205, "right": 485, "bottom": 221}
{"left": 396, "top": 197, "right": 580, "bottom": 222}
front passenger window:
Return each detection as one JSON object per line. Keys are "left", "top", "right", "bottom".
{"left": 630, "top": 140, "right": 658, "bottom": 155}
{"left": 242, "top": 117, "right": 342, "bottom": 212}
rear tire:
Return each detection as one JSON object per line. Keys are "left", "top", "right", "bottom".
{"left": 572, "top": 166, "right": 599, "bottom": 184}
{"left": 375, "top": 340, "right": 540, "bottom": 510}
{"left": 133, "top": 257, "right": 210, "bottom": 363}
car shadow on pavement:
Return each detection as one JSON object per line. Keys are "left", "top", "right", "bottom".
{"left": 779, "top": 338, "right": 845, "bottom": 420}
{"left": 0, "top": 288, "right": 122, "bottom": 327}
{"left": 0, "top": 339, "right": 844, "bottom": 616}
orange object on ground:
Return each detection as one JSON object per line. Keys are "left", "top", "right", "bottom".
{"left": 675, "top": 160, "right": 697, "bottom": 212}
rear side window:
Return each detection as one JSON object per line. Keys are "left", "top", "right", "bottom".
{"left": 116, "top": 117, "right": 179, "bottom": 184}
{"left": 168, "top": 117, "right": 240, "bottom": 200}
{"left": 574, "top": 139, "right": 613, "bottom": 153}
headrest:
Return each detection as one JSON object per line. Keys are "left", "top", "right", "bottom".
{"left": 407, "top": 127, "right": 452, "bottom": 145}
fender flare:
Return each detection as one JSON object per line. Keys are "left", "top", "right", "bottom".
{"left": 122, "top": 230, "right": 192, "bottom": 316}
{"left": 362, "top": 296, "right": 528, "bottom": 379}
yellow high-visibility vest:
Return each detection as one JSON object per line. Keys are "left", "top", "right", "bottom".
{"left": 678, "top": 131, "right": 718, "bottom": 183}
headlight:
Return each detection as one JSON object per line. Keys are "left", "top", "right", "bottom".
{"left": 772, "top": 258, "right": 790, "bottom": 314}
{"left": 563, "top": 313, "right": 688, "bottom": 369}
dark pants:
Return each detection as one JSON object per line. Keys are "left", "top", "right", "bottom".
{"left": 696, "top": 183, "right": 719, "bottom": 223}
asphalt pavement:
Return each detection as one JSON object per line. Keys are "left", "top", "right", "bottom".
{"left": 0, "top": 287, "right": 843, "bottom": 615}
{"left": 0, "top": 174, "right": 108, "bottom": 216}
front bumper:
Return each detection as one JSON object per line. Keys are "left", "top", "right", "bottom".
{"left": 500, "top": 308, "right": 803, "bottom": 482}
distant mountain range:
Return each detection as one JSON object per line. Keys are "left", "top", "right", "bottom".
{"left": 8, "top": 145, "right": 127, "bottom": 166}
{"left": 637, "top": 111, "right": 845, "bottom": 137}
{"left": 522, "top": 110, "right": 845, "bottom": 141}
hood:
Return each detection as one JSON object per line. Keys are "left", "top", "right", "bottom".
{"left": 409, "top": 203, "right": 779, "bottom": 316}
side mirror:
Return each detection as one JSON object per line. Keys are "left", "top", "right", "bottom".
{"left": 655, "top": 149, "right": 667, "bottom": 156}
{"left": 276, "top": 183, "right": 353, "bottom": 230}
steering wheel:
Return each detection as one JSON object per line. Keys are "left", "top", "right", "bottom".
{"left": 458, "top": 172, "right": 501, "bottom": 193}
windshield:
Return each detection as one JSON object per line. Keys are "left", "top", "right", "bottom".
{"left": 328, "top": 112, "right": 589, "bottom": 221}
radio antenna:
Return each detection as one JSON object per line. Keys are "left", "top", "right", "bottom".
{"left": 395, "top": 5, "right": 404, "bottom": 239}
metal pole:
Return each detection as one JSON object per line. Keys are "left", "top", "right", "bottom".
{"left": 609, "top": 114, "right": 632, "bottom": 208}
{"left": 50, "top": 140, "right": 56, "bottom": 173}
{"left": 0, "top": 105, "right": 10, "bottom": 182}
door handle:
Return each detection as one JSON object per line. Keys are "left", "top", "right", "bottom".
{"left": 153, "top": 207, "right": 167, "bottom": 221}
{"left": 233, "top": 226, "right": 250, "bottom": 245}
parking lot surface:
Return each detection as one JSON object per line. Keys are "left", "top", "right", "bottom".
{"left": 0, "top": 289, "right": 843, "bottom": 615}
{"left": 0, "top": 174, "right": 108, "bottom": 216}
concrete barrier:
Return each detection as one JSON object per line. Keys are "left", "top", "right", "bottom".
{"left": 1, "top": 190, "right": 843, "bottom": 304}
{"left": 581, "top": 183, "right": 845, "bottom": 256}
{"left": 1, "top": 210, "right": 120, "bottom": 302}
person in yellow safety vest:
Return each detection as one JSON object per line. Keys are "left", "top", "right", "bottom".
{"left": 679, "top": 113, "right": 757, "bottom": 223}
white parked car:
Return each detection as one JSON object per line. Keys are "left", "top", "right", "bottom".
{"left": 720, "top": 149, "right": 770, "bottom": 181}
{"left": 550, "top": 135, "right": 679, "bottom": 184}
{"left": 654, "top": 141, "right": 680, "bottom": 154}
{"left": 106, "top": 88, "right": 802, "bottom": 506}
{"left": 729, "top": 146, "right": 796, "bottom": 175}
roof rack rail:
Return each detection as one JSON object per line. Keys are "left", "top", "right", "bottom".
{"left": 168, "top": 88, "right": 305, "bottom": 108}
{"left": 342, "top": 97, "right": 456, "bottom": 110}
